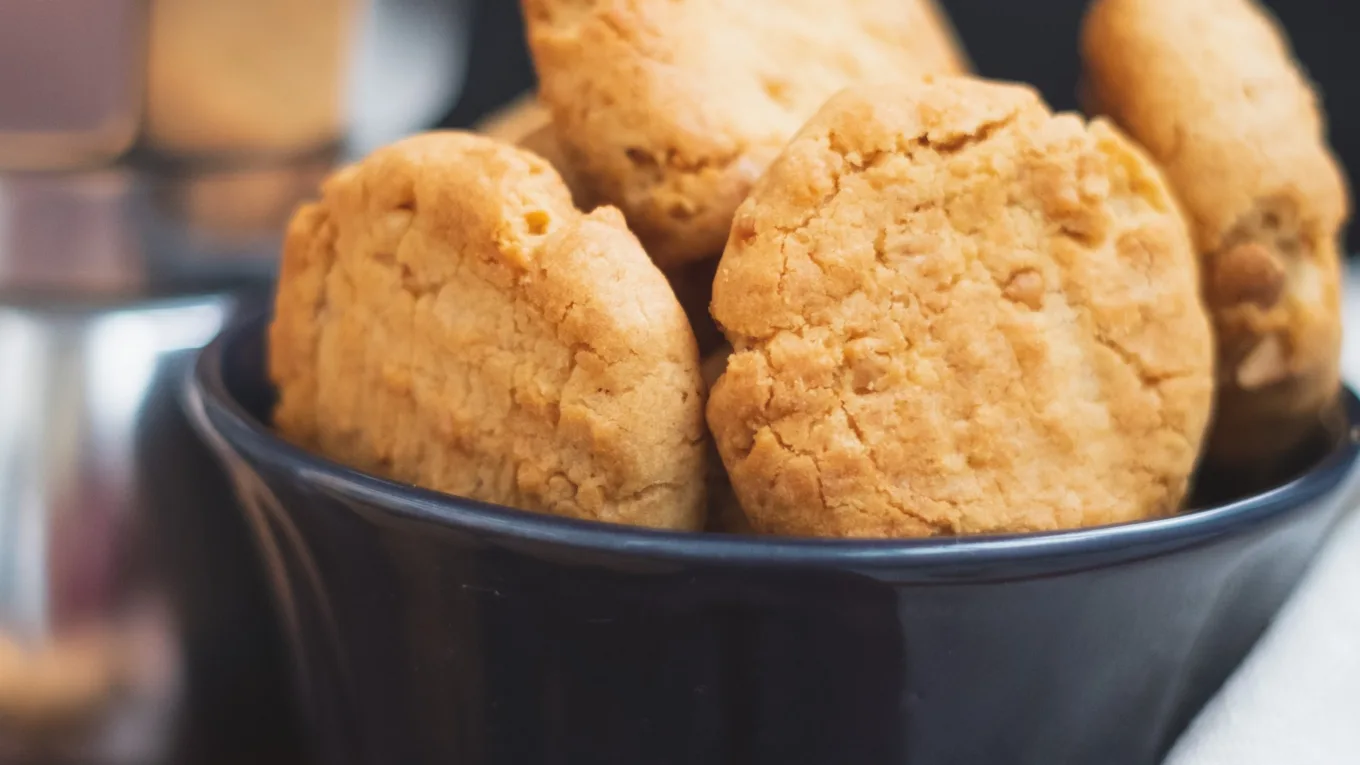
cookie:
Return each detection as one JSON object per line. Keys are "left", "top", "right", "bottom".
{"left": 699, "top": 345, "right": 752, "bottom": 534}
{"left": 270, "top": 132, "right": 707, "bottom": 530}
{"left": 472, "top": 94, "right": 598, "bottom": 211}
{"left": 518, "top": 122, "right": 598, "bottom": 211}
{"left": 707, "top": 77, "right": 1215, "bottom": 538}
{"left": 523, "top": 0, "right": 969, "bottom": 267}
{"left": 1081, "top": 0, "right": 1351, "bottom": 467}
{"left": 474, "top": 96, "right": 739, "bottom": 355}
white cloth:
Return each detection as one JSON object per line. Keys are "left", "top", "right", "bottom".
{"left": 1164, "top": 265, "right": 1360, "bottom": 764}
{"left": 1164, "top": 507, "right": 1360, "bottom": 764}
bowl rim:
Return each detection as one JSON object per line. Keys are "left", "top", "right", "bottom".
{"left": 186, "top": 314, "right": 1360, "bottom": 570}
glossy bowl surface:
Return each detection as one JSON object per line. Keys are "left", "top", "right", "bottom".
{"left": 186, "top": 315, "right": 1360, "bottom": 765}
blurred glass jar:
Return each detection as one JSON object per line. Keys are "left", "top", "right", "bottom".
{"left": 0, "top": 0, "right": 473, "bottom": 171}
{"left": 0, "top": 0, "right": 145, "bottom": 171}
{"left": 143, "top": 0, "right": 361, "bottom": 160}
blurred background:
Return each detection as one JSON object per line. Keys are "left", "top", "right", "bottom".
{"left": 0, "top": 1, "right": 1353, "bottom": 763}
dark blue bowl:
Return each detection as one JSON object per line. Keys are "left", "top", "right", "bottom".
{"left": 185, "top": 315, "right": 1360, "bottom": 765}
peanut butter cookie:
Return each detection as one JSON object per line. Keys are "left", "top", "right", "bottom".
{"left": 518, "top": 122, "right": 598, "bottom": 211}
{"left": 270, "top": 132, "right": 707, "bottom": 530}
{"left": 699, "top": 345, "right": 752, "bottom": 533}
{"left": 707, "top": 77, "right": 1214, "bottom": 538}
{"left": 1081, "top": 0, "right": 1351, "bottom": 468}
{"left": 472, "top": 95, "right": 596, "bottom": 208}
{"left": 523, "top": 0, "right": 969, "bottom": 267}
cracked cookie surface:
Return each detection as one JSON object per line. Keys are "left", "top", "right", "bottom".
{"left": 707, "top": 77, "right": 1214, "bottom": 538}
{"left": 472, "top": 95, "right": 596, "bottom": 209}
{"left": 1081, "top": 0, "right": 1350, "bottom": 468}
{"left": 523, "top": 0, "right": 969, "bottom": 267}
{"left": 699, "top": 345, "right": 752, "bottom": 533}
{"left": 269, "top": 131, "right": 707, "bottom": 530}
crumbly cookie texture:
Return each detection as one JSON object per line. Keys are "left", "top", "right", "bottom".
{"left": 518, "top": 122, "right": 598, "bottom": 211}
{"left": 269, "top": 131, "right": 707, "bottom": 530}
{"left": 1081, "top": 0, "right": 1351, "bottom": 467}
{"left": 707, "top": 77, "right": 1215, "bottom": 538}
{"left": 699, "top": 345, "right": 752, "bottom": 533}
{"left": 472, "top": 95, "right": 596, "bottom": 209}
{"left": 523, "top": 0, "right": 969, "bottom": 267}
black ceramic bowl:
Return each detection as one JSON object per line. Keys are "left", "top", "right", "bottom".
{"left": 185, "top": 316, "right": 1360, "bottom": 765}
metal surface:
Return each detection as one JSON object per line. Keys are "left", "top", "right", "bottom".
{"left": 0, "top": 170, "right": 148, "bottom": 296}
{"left": 0, "top": 152, "right": 330, "bottom": 301}
{"left": 0, "top": 167, "right": 302, "bottom": 763}
{"left": 0, "top": 296, "right": 231, "bottom": 763}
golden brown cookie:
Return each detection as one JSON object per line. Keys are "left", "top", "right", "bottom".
{"left": 707, "top": 77, "right": 1215, "bottom": 539}
{"left": 518, "top": 122, "right": 598, "bottom": 211}
{"left": 475, "top": 98, "right": 719, "bottom": 355}
{"left": 523, "top": 0, "right": 970, "bottom": 267}
{"left": 270, "top": 131, "right": 707, "bottom": 530}
{"left": 1081, "top": 0, "right": 1351, "bottom": 468}
{"left": 472, "top": 94, "right": 598, "bottom": 211}
{"left": 473, "top": 90, "right": 732, "bottom": 356}
{"left": 699, "top": 345, "right": 752, "bottom": 533}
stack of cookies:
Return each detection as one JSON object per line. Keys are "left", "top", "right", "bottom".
{"left": 269, "top": 0, "right": 1350, "bottom": 538}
